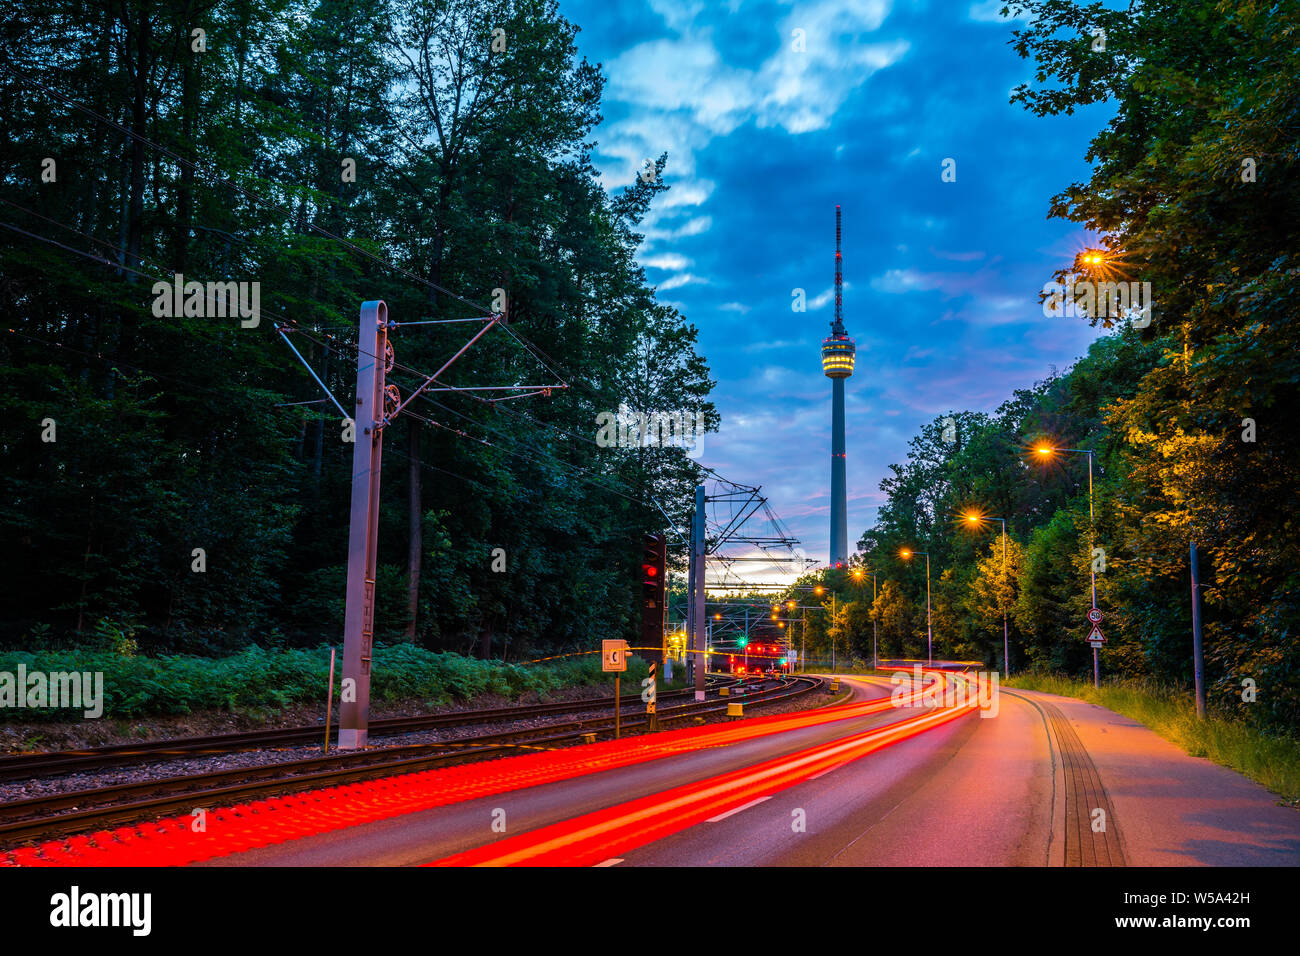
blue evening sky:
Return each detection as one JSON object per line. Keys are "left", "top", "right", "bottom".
{"left": 559, "top": 0, "right": 1114, "bottom": 573}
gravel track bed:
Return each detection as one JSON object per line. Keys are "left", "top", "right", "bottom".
{"left": 0, "top": 682, "right": 834, "bottom": 804}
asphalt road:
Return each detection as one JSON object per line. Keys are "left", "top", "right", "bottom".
{"left": 202, "top": 674, "right": 1300, "bottom": 867}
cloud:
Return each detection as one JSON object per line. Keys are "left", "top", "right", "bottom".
{"left": 744, "top": 337, "right": 806, "bottom": 352}
{"left": 642, "top": 253, "right": 693, "bottom": 271}
{"left": 658, "top": 272, "right": 708, "bottom": 290}
{"left": 931, "top": 248, "right": 986, "bottom": 262}
{"left": 642, "top": 214, "right": 713, "bottom": 246}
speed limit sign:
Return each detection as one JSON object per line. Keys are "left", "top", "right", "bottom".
{"left": 1087, "top": 607, "right": 1103, "bottom": 624}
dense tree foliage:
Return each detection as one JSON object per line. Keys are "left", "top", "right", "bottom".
{"left": 0, "top": 0, "right": 714, "bottom": 659}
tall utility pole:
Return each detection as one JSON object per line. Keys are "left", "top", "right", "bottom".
{"left": 685, "top": 514, "right": 695, "bottom": 686}
{"left": 691, "top": 484, "right": 707, "bottom": 700}
{"left": 337, "top": 301, "right": 390, "bottom": 750}
{"left": 280, "top": 300, "right": 563, "bottom": 750}
{"left": 822, "top": 205, "right": 855, "bottom": 568}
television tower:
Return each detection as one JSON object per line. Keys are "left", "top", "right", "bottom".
{"left": 821, "top": 205, "right": 855, "bottom": 567}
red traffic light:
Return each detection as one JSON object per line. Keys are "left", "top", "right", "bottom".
{"left": 643, "top": 564, "right": 658, "bottom": 577}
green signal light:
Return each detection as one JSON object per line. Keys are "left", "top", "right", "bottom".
{"left": 737, "top": 638, "right": 748, "bottom": 648}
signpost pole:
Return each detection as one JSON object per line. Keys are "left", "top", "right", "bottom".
{"left": 1086, "top": 608, "right": 1105, "bottom": 687}
{"left": 602, "top": 639, "right": 628, "bottom": 740}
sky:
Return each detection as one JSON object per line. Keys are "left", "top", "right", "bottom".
{"left": 558, "top": 0, "right": 1115, "bottom": 575}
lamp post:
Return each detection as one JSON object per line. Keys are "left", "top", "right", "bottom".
{"left": 963, "top": 512, "right": 1011, "bottom": 676}
{"left": 899, "top": 549, "right": 932, "bottom": 666}
{"left": 1035, "top": 444, "right": 1100, "bottom": 687}
{"left": 814, "top": 585, "right": 839, "bottom": 671}
{"left": 785, "top": 601, "right": 797, "bottom": 672}
{"left": 852, "top": 567, "right": 879, "bottom": 670}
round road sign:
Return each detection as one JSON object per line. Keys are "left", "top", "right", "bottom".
{"left": 1087, "top": 607, "right": 1103, "bottom": 624}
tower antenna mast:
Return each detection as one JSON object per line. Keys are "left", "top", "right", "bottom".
{"left": 833, "top": 205, "right": 844, "bottom": 334}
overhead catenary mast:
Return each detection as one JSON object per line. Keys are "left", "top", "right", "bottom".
{"left": 821, "top": 205, "right": 855, "bottom": 567}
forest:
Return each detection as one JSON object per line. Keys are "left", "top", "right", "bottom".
{"left": 0, "top": 0, "right": 715, "bottom": 661}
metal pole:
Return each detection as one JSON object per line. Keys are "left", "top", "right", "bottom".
{"left": 926, "top": 553, "right": 932, "bottom": 667}
{"left": 872, "top": 573, "right": 878, "bottom": 670}
{"left": 323, "top": 647, "right": 336, "bottom": 754}
{"left": 686, "top": 517, "right": 695, "bottom": 687}
{"left": 693, "top": 485, "right": 707, "bottom": 701}
{"left": 1191, "top": 541, "right": 1206, "bottom": 719}
{"left": 338, "top": 300, "right": 388, "bottom": 750}
{"left": 1002, "top": 519, "right": 1010, "bottom": 677}
{"left": 1089, "top": 452, "right": 1098, "bottom": 688}
{"left": 615, "top": 675, "right": 620, "bottom": 739}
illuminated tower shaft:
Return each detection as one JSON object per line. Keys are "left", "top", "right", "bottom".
{"left": 830, "top": 376, "right": 848, "bottom": 564}
{"left": 821, "top": 205, "right": 855, "bottom": 567}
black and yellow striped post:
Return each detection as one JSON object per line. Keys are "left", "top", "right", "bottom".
{"left": 646, "top": 661, "right": 659, "bottom": 731}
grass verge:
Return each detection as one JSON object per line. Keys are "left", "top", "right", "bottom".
{"left": 0, "top": 644, "right": 654, "bottom": 721}
{"left": 1005, "top": 673, "right": 1300, "bottom": 806}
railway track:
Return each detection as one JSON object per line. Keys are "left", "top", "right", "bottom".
{"left": 0, "top": 675, "right": 822, "bottom": 845}
{"left": 0, "top": 677, "right": 744, "bottom": 781}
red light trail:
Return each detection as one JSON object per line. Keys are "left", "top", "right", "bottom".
{"left": 427, "top": 685, "right": 978, "bottom": 867}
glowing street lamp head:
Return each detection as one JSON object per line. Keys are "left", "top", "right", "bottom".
{"left": 1036, "top": 445, "right": 1055, "bottom": 458}
{"left": 814, "top": 586, "right": 825, "bottom": 595}
{"left": 787, "top": 600, "right": 796, "bottom": 609}
{"left": 900, "top": 549, "right": 912, "bottom": 559}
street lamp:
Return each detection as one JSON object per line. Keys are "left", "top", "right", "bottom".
{"left": 963, "top": 511, "right": 1011, "bottom": 676}
{"left": 801, "top": 585, "right": 838, "bottom": 672}
{"left": 851, "top": 566, "right": 879, "bottom": 670}
{"left": 900, "top": 549, "right": 932, "bottom": 666}
{"left": 1035, "top": 444, "right": 1101, "bottom": 687}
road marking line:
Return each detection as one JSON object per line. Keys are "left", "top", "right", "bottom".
{"left": 594, "top": 858, "right": 624, "bottom": 867}
{"left": 707, "top": 796, "right": 771, "bottom": 823}
{"left": 809, "top": 763, "right": 841, "bottom": 780}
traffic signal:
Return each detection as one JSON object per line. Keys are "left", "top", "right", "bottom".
{"left": 639, "top": 533, "right": 667, "bottom": 666}
{"left": 737, "top": 636, "right": 748, "bottom": 648}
